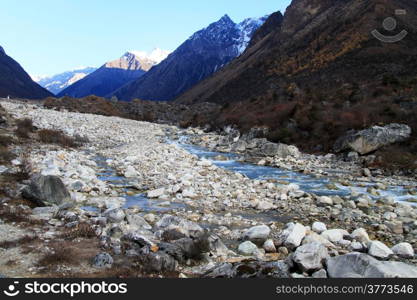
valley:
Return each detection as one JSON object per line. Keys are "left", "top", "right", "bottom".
{"left": 0, "top": 98, "right": 416, "bottom": 278}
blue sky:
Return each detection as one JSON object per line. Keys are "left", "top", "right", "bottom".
{"left": 0, "top": 0, "right": 291, "bottom": 77}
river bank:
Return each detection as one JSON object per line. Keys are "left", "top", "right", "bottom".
{"left": 0, "top": 99, "right": 416, "bottom": 278}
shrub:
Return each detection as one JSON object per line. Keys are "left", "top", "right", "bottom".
{"left": 0, "top": 146, "right": 15, "bottom": 163}
{"left": 38, "top": 129, "right": 87, "bottom": 148}
{"left": 15, "top": 118, "right": 34, "bottom": 138}
{"left": 0, "top": 135, "right": 13, "bottom": 146}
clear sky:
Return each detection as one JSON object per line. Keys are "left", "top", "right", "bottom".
{"left": 0, "top": 0, "right": 291, "bottom": 78}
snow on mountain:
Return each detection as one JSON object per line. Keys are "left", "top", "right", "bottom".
{"left": 236, "top": 16, "right": 269, "bottom": 54}
{"left": 128, "top": 48, "right": 170, "bottom": 65}
{"left": 35, "top": 67, "right": 97, "bottom": 95}
{"left": 112, "top": 14, "right": 267, "bottom": 101}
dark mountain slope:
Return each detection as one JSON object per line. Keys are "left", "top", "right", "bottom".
{"left": 0, "top": 46, "right": 52, "bottom": 99}
{"left": 112, "top": 15, "right": 267, "bottom": 102}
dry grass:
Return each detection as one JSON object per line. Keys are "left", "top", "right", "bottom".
{"left": 0, "top": 134, "right": 13, "bottom": 146}
{"left": 15, "top": 118, "right": 34, "bottom": 138}
{"left": 60, "top": 222, "right": 97, "bottom": 240}
{"left": 0, "top": 205, "right": 45, "bottom": 226}
{"left": 37, "top": 244, "right": 79, "bottom": 266}
{"left": 0, "top": 235, "right": 37, "bottom": 249}
{"left": 0, "top": 146, "right": 15, "bottom": 163}
{"left": 37, "top": 129, "right": 86, "bottom": 148}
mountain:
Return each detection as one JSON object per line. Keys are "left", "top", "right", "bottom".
{"left": 112, "top": 14, "right": 268, "bottom": 102}
{"left": 178, "top": 0, "right": 417, "bottom": 106}
{"left": 0, "top": 46, "right": 52, "bottom": 99}
{"left": 58, "top": 49, "right": 169, "bottom": 98}
{"left": 35, "top": 67, "right": 97, "bottom": 95}
{"left": 176, "top": 0, "right": 417, "bottom": 152}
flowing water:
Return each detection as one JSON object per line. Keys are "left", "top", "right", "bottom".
{"left": 175, "top": 140, "right": 417, "bottom": 205}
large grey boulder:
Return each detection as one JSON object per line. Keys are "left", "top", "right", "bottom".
{"left": 281, "top": 223, "right": 307, "bottom": 249}
{"left": 155, "top": 214, "right": 204, "bottom": 238}
{"left": 260, "top": 142, "right": 300, "bottom": 158}
{"left": 334, "top": 124, "right": 411, "bottom": 155}
{"left": 242, "top": 225, "right": 271, "bottom": 245}
{"left": 22, "top": 175, "right": 72, "bottom": 206}
{"left": 326, "top": 253, "right": 417, "bottom": 278}
{"left": 293, "top": 242, "right": 329, "bottom": 272}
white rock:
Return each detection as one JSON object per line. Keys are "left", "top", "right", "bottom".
{"left": 283, "top": 223, "right": 307, "bottom": 249}
{"left": 238, "top": 241, "right": 259, "bottom": 256}
{"left": 263, "top": 239, "right": 276, "bottom": 253}
{"left": 243, "top": 225, "right": 271, "bottom": 244}
{"left": 392, "top": 243, "right": 415, "bottom": 259}
{"left": 351, "top": 228, "right": 370, "bottom": 243}
{"left": 368, "top": 241, "right": 394, "bottom": 260}
{"left": 321, "top": 229, "right": 349, "bottom": 243}
{"left": 147, "top": 188, "right": 165, "bottom": 198}
{"left": 312, "top": 222, "right": 327, "bottom": 234}
{"left": 293, "top": 242, "right": 329, "bottom": 272}
{"left": 124, "top": 166, "right": 138, "bottom": 178}
{"left": 317, "top": 196, "right": 333, "bottom": 206}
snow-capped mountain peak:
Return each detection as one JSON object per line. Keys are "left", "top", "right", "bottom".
{"left": 127, "top": 48, "right": 170, "bottom": 64}
{"left": 35, "top": 67, "right": 97, "bottom": 95}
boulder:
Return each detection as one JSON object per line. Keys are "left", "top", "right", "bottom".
{"left": 126, "top": 214, "right": 152, "bottom": 230}
{"left": 155, "top": 214, "right": 204, "bottom": 238}
{"left": 293, "top": 242, "right": 329, "bottom": 272}
{"left": 22, "top": 175, "right": 72, "bottom": 206}
{"left": 334, "top": 124, "right": 412, "bottom": 155}
{"left": 203, "top": 261, "right": 291, "bottom": 278}
{"left": 282, "top": 223, "right": 307, "bottom": 249}
{"left": 317, "top": 196, "right": 333, "bottom": 207}
{"left": 238, "top": 241, "right": 259, "bottom": 256}
{"left": 147, "top": 188, "right": 165, "bottom": 198}
{"left": 260, "top": 142, "right": 300, "bottom": 158}
{"left": 350, "top": 228, "right": 370, "bottom": 244}
{"left": 312, "top": 222, "right": 327, "bottom": 234}
{"left": 104, "top": 208, "right": 126, "bottom": 223}
{"left": 321, "top": 229, "right": 349, "bottom": 244}
{"left": 368, "top": 241, "right": 394, "bottom": 260}
{"left": 242, "top": 225, "right": 271, "bottom": 245}
{"left": 263, "top": 239, "right": 277, "bottom": 253}
{"left": 327, "top": 253, "right": 417, "bottom": 278}
{"left": 391, "top": 243, "right": 415, "bottom": 259}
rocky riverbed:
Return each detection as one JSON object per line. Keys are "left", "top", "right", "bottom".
{"left": 0, "top": 99, "right": 416, "bottom": 278}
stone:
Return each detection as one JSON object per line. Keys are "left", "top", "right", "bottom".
{"left": 363, "top": 168, "right": 372, "bottom": 177}
{"left": 334, "top": 124, "right": 412, "bottom": 155}
{"left": 238, "top": 241, "right": 259, "bottom": 256}
{"left": 350, "top": 228, "right": 370, "bottom": 243}
{"left": 327, "top": 253, "right": 417, "bottom": 278}
{"left": 321, "top": 229, "right": 349, "bottom": 244}
{"left": 302, "top": 232, "right": 336, "bottom": 249}
{"left": 104, "top": 208, "right": 126, "bottom": 223}
{"left": 242, "top": 225, "right": 271, "bottom": 245}
{"left": 147, "top": 188, "right": 165, "bottom": 198}
{"left": 317, "top": 196, "right": 333, "bottom": 206}
{"left": 92, "top": 253, "right": 113, "bottom": 268}
{"left": 368, "top": 241, "right": 394, "bottom": 260}
{"left": 312, "top": 269, "right": 328, "bottom": 278}
{"left": 155, "top": 214, "right": 203, "bottom": 238}
{"left": 263, "top": 239, "right": 277, "bottom": 253}
{"left": 126, "top": 214, "right": 152, "bottom": 230}
{"left": 260, "top": 142, "right": 300, "bottom": 158}
{"left": 312, "top": 222, "right": 327, "bottom": 234}
{"left": 124, "top": 166, "right": 138, "bottom": 178}
{"left": 283, "top": 223, "right": 307, "bottom": 250}
{"left": 22, "top": 175, "right": 72, "bottom": 206}
{"left": 391, "top": 243, "right": 415, "bottom": 259}
{"left": 138, "top": 252, "right": 177, "bottom": 273}
{"left": 293, "top": 242, "right": 329, "bottom": 272}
